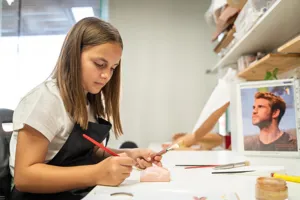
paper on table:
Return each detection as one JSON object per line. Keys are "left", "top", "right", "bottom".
{"left": 192, "top": 68, "right": 242, "bottom": 133}
{"left": 83, "top": 166, "right": 256, "bottom": 200}
{"left": 83, "top": 192, "right": 241, "bottom": 200}
{"left": 162, "top": 151, "right": 247, "bottom": 166}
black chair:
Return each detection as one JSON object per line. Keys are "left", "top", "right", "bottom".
{"left": 119, "top": 141, "right": 138, "bottom": 149}
{"left": 0, "top": 109, "right": 14, "bottom": 200}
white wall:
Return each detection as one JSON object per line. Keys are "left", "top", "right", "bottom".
{"left": 108, "top": 0, "right": 218, "bottom": 148}
{"left": 0, "top": 0, "right": 2, "bottom": 36}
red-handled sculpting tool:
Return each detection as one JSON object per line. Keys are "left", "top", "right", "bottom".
{"left": 83, "top": 134, "right": 119, "bottom": 156}
{"left": 83, "top": 134, "right": 144, "bottom": 171}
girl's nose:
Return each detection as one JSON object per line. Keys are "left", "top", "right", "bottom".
{"left": 100, "top": 72, "right": 108, "bottom": 79}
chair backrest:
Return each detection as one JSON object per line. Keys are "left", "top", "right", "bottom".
{"left": 0, "top": 108, "right": 13, "bottom": 200}
{"left": 119, "top": 141, "right": 138, "bottom": 149}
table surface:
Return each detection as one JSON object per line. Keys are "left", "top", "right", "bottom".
{"left": 84, "top": 143, "right": 300, "bottom": 200}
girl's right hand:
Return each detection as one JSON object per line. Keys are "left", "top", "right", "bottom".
{"left": 94, "top": 153, "right": 135, "bottom": 186}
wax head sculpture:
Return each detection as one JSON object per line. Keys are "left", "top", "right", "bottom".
{"left": 140, "top": 165, "right": 171, "bottom": 182}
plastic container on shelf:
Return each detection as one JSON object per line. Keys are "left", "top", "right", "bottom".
{"left": 234, "top": 0, "right": 278, "bottom": 41}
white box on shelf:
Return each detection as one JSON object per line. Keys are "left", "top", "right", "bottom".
{"left": 234, "top": 0, "right": 277, "bottom": 41}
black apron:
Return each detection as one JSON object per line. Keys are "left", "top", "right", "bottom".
{"left": 10, "top": 118, "right": 111, "bottom": 200}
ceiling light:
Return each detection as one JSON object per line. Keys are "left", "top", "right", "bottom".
{"left": 71, "top": 7, "right": 95, "bottom": 22}
{"left": 6, "top": 0, "right": 14, "bottom": 5}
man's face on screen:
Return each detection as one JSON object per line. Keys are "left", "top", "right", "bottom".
{"left": 252, "top": 98, "right": 272, "bottom": 127}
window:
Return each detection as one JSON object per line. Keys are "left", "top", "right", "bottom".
{"left": 0, "top": 0, "right": 107, "bottom": 109}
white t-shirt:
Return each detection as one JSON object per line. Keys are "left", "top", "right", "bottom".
{"left": 9, "top": 79, "right": 96, "bottom": 176}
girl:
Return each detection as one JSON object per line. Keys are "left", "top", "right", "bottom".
{"left": 9, "top": 17, "right": 162, "bottom": 200}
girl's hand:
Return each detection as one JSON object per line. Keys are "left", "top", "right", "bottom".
{"left": 95, "top": 153, "right": 135, "bottom": 186}
{"left": 127, "top": 148, "right": 162, "bottom": 169}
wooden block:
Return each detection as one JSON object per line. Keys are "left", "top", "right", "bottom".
{"left": 227, "top": 0, "right": 247, "bottom": 9}
{"left": 214, "top": 27, "right": 235, "bottom": 53}
{"left": 238, "top": 53, "right": 300, "bottom": 81}
{"left": 278, "top": 34, "right": 300, "bottom": 53}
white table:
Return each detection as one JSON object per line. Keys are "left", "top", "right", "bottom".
{"left": 84, "top": 143, "right": 300, "bottom": 200}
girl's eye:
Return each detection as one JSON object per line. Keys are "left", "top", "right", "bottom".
{"left": 95, "top": 62, "right": 105, "bottom": 68}
{"left": 111, "top": 68, "right": 116, "bottom": 72}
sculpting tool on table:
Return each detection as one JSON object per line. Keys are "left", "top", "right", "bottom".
{"left": 183, "top": 165, "right": 219, "bottom": 169}
{"left": 213, "top": 161, "right": 250, "bottom": 170}
{"left": 212, "top": 170, "right": 255, "bottom": 174}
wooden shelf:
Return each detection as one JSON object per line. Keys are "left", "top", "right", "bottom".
{"left": 278, "top": 35, "right": 300, "bottom": 53}
{"left": 238, "top": 53, "right": 300, "bottom": 81}
{"left": 210, "top": 0, "right": 300, "bottom": 73}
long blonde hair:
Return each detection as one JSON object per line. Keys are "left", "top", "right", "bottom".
{"left": 52, "top": 17, "right": 123, "bottom": 138}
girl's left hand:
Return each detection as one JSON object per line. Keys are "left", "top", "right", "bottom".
{"left": 126, "top": 148, "right": 162, "bottom": 169}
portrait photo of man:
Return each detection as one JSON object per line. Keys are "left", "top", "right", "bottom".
{"left": 244, "top": 91, "right": 298, "bottom": 151}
